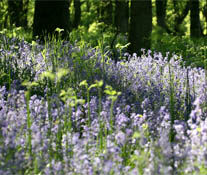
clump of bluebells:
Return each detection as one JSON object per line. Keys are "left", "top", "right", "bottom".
{"left": 0, "top": 34, "right": 207, "bottom": 175}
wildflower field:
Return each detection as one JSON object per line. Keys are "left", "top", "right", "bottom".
{"left": 0, "top": 34, "right": 207, "bottom": 175}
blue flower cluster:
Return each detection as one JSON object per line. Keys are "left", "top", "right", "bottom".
{"left": 0, "top": 35, "right": 207, "bottom": 174}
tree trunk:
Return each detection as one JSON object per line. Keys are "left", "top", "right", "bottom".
{"left": 128, "top": 0, "right": 152, "bottom": 55}
{"left": 33, "top": 0, "right": 71, "bottom": 40}
{"left": 99, "top": 0, "right": 113, "bottom": 25}
{"left": 7, "top": 0, "right": 28, "bottom": 27}
{"left": 190, "top": 0, "right": 202, "bottom": 38}
{"left": 156, "top": 0, "right": 167, "bottom": 29}
{"left": 174, "top": 1, "right": 190, "bottom": 34}
{"left": 115, "top": 0, "right": 129, "bottom": 33}
{"left": 73, "top": 0, "right": 81, "bottom": 28}
{"left": 156, "top": 0, "right": 173, "bottom": 34}
{"left": 204, "top": 6, "right": 207, "bottom": 35}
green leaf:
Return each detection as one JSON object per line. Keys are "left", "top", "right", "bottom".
{"left": 55, "top": 28, "right": 64, "bottom": 34}
{"left": 76, "top": 99, "right": 85, "bottom": 105}
{"left": 79, "top": 80, "right": 88, "bottom": 87}
{"left": 56, "top": 68, "right": 69, "bottom": 81}
{"left": 22, "top": 81, "right": 39, "bottom": 89}
{"left": 89, "top": 84, "right": 97, "bottom": 90}
{"left": 95, "top": 80, "right": 103, "bottom": 87}
{"left": 132, "top": 132, "right": 141, "bottom": 139}
{"left": 60, "top": 90, "right": 66, "bottom": 97}
{"left": 40, "top": 71, "right": 55, "bottom": 81}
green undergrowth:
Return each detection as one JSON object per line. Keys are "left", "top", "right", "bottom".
{"left": 1, "top": 24, "right": 206, "bottom": 68}
{"left": 151, "top": 28, "right": 207, "bottom": 68}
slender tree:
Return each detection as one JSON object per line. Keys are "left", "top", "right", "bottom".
{"left": 99, "top": 0, "right": 113, "bottom": 25}
{"left": 203, "top": 5, "right": 207, "bottom": 35}
{"left": 174, "top": 1, "right": 190, "bottom": 34}
{"left": 156, "top": 0, "right": 169, "bottom": 32}
{"left": 128, "top": 0, "right": 152, "bottom": 55}
{"left": 73, "top": 0, "right": 81, "bottom": 28}
{"left": 7, "top": 0, "right": 28, "bottom": 27}
{"left": 33, "top": 0, "right": 71, "bottom": 40}
{"left": 115, "top": 0, "right": 129, "bottom": 33}
{"left": 190, "top": 0, "right": 202, "bottom": 38}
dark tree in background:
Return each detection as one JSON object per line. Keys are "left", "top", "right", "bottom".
{"left": 204, "top": 6, "right": 207, "bottom": 35}
{"left": 190, "top": 0, "right": 202, "bottom": 38}
{"left": 128, "top": 0, "right": 152, "bottom": 55}
{"left": 7, "top": 0, "right": 28, "bottom": 27}
{"left": 115, "top": 0, "right": 129, "bottom": 33}
{"left": 33, "top": 0, "right": 71, "bottom": 40}
{"left": 99, "top": 0, "right": 113, "bottom": 25}
{"left": 173, "top": 1, "right": 190, "bottom": 34}
{"left": 156, "top": 0, "right": 169, "bottom": 32}
{"left": 73, "top": 0, "right": 81, "bottom": 28}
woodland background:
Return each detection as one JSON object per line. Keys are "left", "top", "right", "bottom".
{"left": 0, "top": 0, "right": 206, "bottom": 65}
